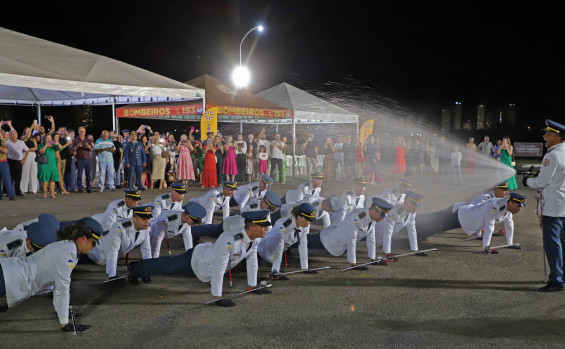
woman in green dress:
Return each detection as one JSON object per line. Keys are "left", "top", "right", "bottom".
{"left": 497, "top": 136, "right": 518, "bottom": 190}
{"left": 37, "top": 134, "right": 60, "bottom": 199}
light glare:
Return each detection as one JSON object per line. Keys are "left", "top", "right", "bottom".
{"left": 232, "top": 66, "right": 250, "bottom": 88}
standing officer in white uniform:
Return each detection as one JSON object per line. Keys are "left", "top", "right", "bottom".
{"left": 92, "top": 189, "right": 142, "bottom": 231}
{"left": 382, "top": 191, "right": 424, "bottom": 256}
{"left": 190, "top": 181, "right": 237, "bottom": 224}
{"left": 379, "top": 178, "right": 412, "bottom": 206}
{"left": 0, "top": 222, "right": 99, "bottom": 332}
{"left": 524, "top": 119, "right": 565, "bottom": 292}
{"left": 87, "top": 204, "right": 154, "bottom": 281}
{"left": 230, "top": 174, "right": 274, "bottom": 209}
{"left": 0, "top": 214, "right": 59, "bottom": 258}
{"left": 149, "top": 202, "right": 206, "bottom": 258}
{"left": 151, "top": 182, "right": 187, "bottom": 218}
{"left": 127, "top": 210, "right": 272, "bottom": 307}
{"left": 258, "top": 203, "right": 317, "bottom": 279}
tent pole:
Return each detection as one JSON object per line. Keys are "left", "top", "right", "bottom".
{"left": 240, "top": 121, "right": 243, "bottom": 134}
{"left": 276, "top": 124, "right": 279, "bottom": 133}
{"left": 112, "top": 97, "right": 117, "bottom": 131}
{"left": 356, "top": 118, "right": 359, "bottom": 136}
{"left": 292, "top": 117, "right": 296, "bottom": 178}
{"left": 37, "top": 104, "right": 42, "bottom": 126}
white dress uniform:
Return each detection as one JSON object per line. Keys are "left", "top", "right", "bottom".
{"left": 332, "top": 191, "right": 366, "bottom": 224}
{"left": 149, "top": 210, "right": 192, "bottom": 258}
{"left": 320, "top": 208, "right": 376, "bottom": 263}
{"left": 452, "top": 191, "right": 494, "bottom": 212}
{"left": 12, "top": 218, "right": 38, "bottom": 235}
{"left": 258, "top": 216, "right": 309, "bottom": 271}
{"left": 382, "top": 204, "right": 418, "bottom": 254}
{"left": 527, "top": 143, "right": 565, "bottom": 217}
{"left": 0, "top": 229, "right": 29, "bottom": 258}
{"left": 0, "top": 240, "right": 77, "bottom": 324}
{"left": 457, "top": 198, "right": 514, "bottom": 248}
{"left": 379, "top": 187, "right": 405, "bottom": 206}
{"left": 222, "top": 208, "right": 273, "bottom": 234}
{"left": 233, "top": 182, "right": 266, "bottom": 208}
{"left": 92, "top": 198, "right": 133, "bottom": 231}
{"left": 298, "top": 182, "right": 321, "bottom": 199}
{"left": 280, "top": 197, "right": 331, "bottom": 229}
{"left": 190, "top": 228, "right": 258, "bottom": 297}
{"left": 87, "top": 218, "right": 151, "bottom": 277}
{"left": 152, "top": 193, "right": 183, "bottom": 218}
{"left": 190, "top": 189, "right": 231, "bottom": 224}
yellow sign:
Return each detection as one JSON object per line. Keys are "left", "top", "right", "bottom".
{"left": 201, "top": 107, "right": 219, "bottom": 140}
{"left": 359, "top": 119, "right": 374, "bottom": 145}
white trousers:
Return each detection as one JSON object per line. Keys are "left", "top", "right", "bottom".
{"left": 20, "top": 152, "right": 38, "bottom": 193}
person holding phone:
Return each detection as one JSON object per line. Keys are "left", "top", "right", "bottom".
{"left": 0, "top": 128, "right": 16, "bottom": 200}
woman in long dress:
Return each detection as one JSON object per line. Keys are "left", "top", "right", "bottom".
{"left": 355, "top": 137, "right": 364, "bottom": 177}
{"left": 322, "top": 137, "right": 336, "bottom": 183}
{"left": 222, "top": 135, "right": 238, "bottom": 182}
{"left": 466, "top": 137, "right": 476, "bottom": 175}
{"left": 176, "top": 134, "right": 195, "bottom": 184}
{"left": 392, "top": 135, "right": 407, "bottom": 179}
{"left": 497, "top": 137, "right": 518, "bottom": 190}
{"left": 37, "top": 134, "right": 61, "bottom": 199}
{"left": 202, "top": 139, "right": 217, "bottom": 188}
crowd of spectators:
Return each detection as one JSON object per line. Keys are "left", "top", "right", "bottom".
{"left": 0, "top": 116, "right": 518, "bottom": 201}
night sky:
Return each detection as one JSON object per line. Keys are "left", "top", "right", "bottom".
{"left": 2, "top": 1, "right": 564, "bottom": 131}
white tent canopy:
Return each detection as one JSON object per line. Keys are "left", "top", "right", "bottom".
{"left": 257, "top": 82, "right": 358, "bottom": 124}
{"left": 0, "top": 27, "right": 204, "bottom": 106}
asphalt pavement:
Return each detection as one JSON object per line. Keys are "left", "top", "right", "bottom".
{"left": 1, "top": 173, "right": 564, "bottom": 348}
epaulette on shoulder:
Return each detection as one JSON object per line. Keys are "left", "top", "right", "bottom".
{"left": 250, "top": 203, "right": 258, "bottom": 209}
{"left": 162, "top": 194, "right": 170, "bottom": 200}
{"left": 283, "top": 218, "right": 292, "bottom": 228}
{"left": 233, "top": 232, "right": 244, "bottom": 241}
{"left": 116, "top": 200, "right": 125, "bottom": 207}
{"left": 122, "top": 220, "right": 133, "bottom": 228}
{"left": 347, "top": 191, "right": 354, "bottom": 196}
{"left": 358, "top": 211, "right": 367, "bottom": 219}
{"left": 499, "top": 205, "right": 506, "bottom": 211}
{"left": 252, "top": 186, "right": 259, "bottom": 192}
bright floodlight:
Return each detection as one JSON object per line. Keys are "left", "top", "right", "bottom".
{"left": 258, "top": 25, "right": 264, "bottom": 32}
{"left": 232, "top": 66, "right": 251, "bottom": 88}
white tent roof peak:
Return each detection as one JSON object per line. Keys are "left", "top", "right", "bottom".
{"left": 257, "top": 82, "right": 358, "bottom": 123}
{"left": 0, "top": 26, "right": 204, "bottom": 105}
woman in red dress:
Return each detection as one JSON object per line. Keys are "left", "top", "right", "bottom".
{"left": 392, "top": 135, "right": 407, "bottom": 179}
{"left": 202, "top": 138, "right": 217, "bottom": 188}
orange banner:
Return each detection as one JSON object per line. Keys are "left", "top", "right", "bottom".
{"left": 116, "top": 105, "right": 203, "bottom": 118}
{"left": 210, "top": 105, "right": 292, "bottom": 118}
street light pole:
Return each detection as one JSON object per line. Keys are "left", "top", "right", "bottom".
{"left": 239, "top": 25, "right": 264, "bottom": 67}
{"left": 233, "top": 25, "right": 264, "bottom": 88}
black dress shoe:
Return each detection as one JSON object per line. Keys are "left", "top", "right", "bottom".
{"left": 86, "top": 189, "right": 92, "bottom": 193}
{"left": 538, "top": 283, "right": 564, "bottom": 293}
